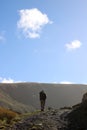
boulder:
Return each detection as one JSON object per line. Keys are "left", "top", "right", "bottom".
{"left": 82, "top": 92, "right": 87, "bottom": 102}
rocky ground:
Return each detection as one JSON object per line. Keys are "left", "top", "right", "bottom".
{"left": 3, "top": 92, "right": 87, "bottom": 130}
{"left": 10, "top": 108, "right": 70, "bottom": 130}
{"left": 1, "top": 102, "right": 87, "bottom": 130}
{"left": 1, "top": 91, "right": 87, "bottom": 130}
{"left": 66, "top": 101, "right": 87, "bottom": 130}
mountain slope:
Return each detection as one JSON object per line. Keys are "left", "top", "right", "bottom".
{"left": 0, "top": 85, "right": 34, "bottom": 113}
{"left": 0, "top": 82, "right": 87, "bottom": 112}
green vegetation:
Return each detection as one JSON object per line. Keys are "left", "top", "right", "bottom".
{"left": 0, "top": 107, "right": 19, "bottom": 129}
{"left": 19, "top": 109, "right": 41, "bottom": 119}
{"left": 0, "top": 107, "right": 41, "bottom": 129}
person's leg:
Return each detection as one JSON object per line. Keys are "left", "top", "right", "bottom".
{"left": 41, "top": 100, "right": 45, "bottom": 111}
{"left": 40, "top": 100, "right": 43, "bottom": 111}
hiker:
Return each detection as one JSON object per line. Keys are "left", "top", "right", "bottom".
{"left": 39, "top": 90, "right": 47, "bottom": 111}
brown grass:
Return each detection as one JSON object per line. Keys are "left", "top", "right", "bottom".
{"left": 0, "top": 107, "right": 18, "bottom": 124}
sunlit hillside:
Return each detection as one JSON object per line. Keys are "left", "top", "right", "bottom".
{"left": 0, "top": 83, "right": 87, "bottom": 113}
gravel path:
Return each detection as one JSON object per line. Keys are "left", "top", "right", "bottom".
{"left": 11, "top": 109, "right": 70, "bottom": 130}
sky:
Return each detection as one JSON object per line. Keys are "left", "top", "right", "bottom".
{"left": 0, "top": 0, "right": 87, "bottom": 84}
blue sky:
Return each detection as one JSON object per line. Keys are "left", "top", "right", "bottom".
{"left": 0, "top": 0, "right": 87, "bottom": 84}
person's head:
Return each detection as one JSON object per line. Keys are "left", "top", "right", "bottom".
{"left": 40, "top": 90, "right": 44, "bottom": 94}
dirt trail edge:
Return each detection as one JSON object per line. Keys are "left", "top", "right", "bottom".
{"left": 11, "top": 109, "right": 71, "bottom": 130}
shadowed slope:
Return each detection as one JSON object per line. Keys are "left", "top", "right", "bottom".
{"left": 0, "top": 83, "right": 87, "bottom": 112}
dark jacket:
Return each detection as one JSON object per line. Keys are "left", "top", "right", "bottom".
{"left": 39, "top": 91, "right": 46, "bottom": 100}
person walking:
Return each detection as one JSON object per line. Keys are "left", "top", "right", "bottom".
{"left": 39, "top": 90, "right": 47, "bottom": 111}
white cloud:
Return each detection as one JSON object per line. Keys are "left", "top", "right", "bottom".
{"left": 17, "top": 8, "right": 52, "bottom": 38}
{"left": 29, "top": 32, "right": 39, "bottom": 38}
{"left": 65, "top": 40, "right": 82, "bottom": 50}
{"left": 0, "top": 77, "right": 23, "bottom": 83}
{"left": 60, "top": 81, "right": 74, "bottom": 84}
{"left": 83, "top": 83, "right": 87, "bottom": 85}
{"left": 0, "top": 78, "right": 14, "bottom": 83}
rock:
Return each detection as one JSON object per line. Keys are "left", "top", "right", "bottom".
{"left": 10, "top": 92, "right": 87, "bottom": 130}
{"left": 11, "top": 109, "right": 70, "bottom": 130}
{"left": 65, "top": 92, "right": 87, "bottom": 130}
{"left": 82, "top": 92, "right": 87, "bottom": 102}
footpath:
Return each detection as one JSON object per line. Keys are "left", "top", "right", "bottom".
{"left": 11, "top": 108, "right": 70, "bottom": 130}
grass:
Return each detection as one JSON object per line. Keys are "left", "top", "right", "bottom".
{"left": 20, "top": 109, "right": 41, "bottom": 119}
{"left": 0, "top": 107, "right": 42, "bottom": 130}
{"left": 0, "top": 107, "right": 19, "bottom": 130}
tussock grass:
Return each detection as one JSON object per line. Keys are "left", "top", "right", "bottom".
{"left": 0, "top": 107, "right": 18, "bottom": 124}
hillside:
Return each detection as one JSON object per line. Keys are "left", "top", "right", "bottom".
{"left": 0, "top": 83, "right": 87, "bottom": 113}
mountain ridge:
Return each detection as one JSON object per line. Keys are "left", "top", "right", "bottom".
{"left": 0, "top": 82, "right": 87, "bottom": 113}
